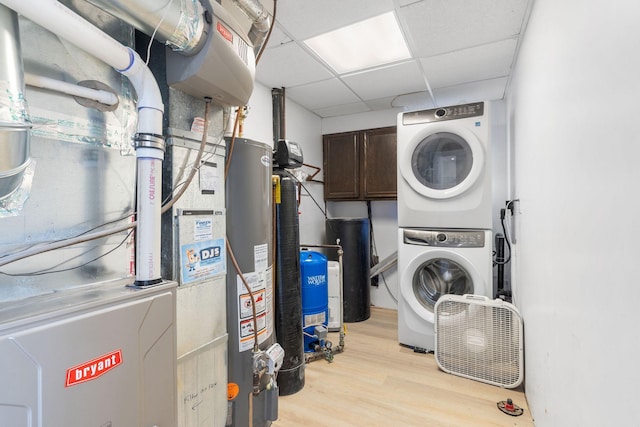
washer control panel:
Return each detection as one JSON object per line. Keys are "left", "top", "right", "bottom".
{"left": 404, "top": 229, "right": 485, "bottom": 248}
{"left": 402, "top": 101, "right": 484, "bottom": 125}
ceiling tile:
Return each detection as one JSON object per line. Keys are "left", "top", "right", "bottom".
{"left": 341, "top": 61, "right": 427, "bottom": 100}
{"left": 420, "top": 38, "right": 517, "bottom": 89}
{"left": 397, "top": 0, "right": 423, "bottom": 6}
{"left": 364, "top": 96, "right": 398, "bottom": 111}
{"left": 390, "top": 90, "right": 435, "bottom": 110}
{"left": 432, "top": 76, "right": 508, "bottom": 107}
{"left": 264, "top": 23, "right": 293, "bottom": 48}
{"left": 274, "top": 0, "right": 395, "bottom": 39}
{"left": 313, "top": 102, "right": 372, "bottom": 118}
{"left": 255, "top": 42, "right": 333, "bottom": 88}
{"left": 285, "top": 78, "right": 361, "bottom": 110}
{"left": 398, "top": 0, "right": 529, "bottom": 57}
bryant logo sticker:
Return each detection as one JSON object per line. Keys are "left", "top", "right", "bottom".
{"left": 65, "top": 350, "right": 123, "bottom": 387}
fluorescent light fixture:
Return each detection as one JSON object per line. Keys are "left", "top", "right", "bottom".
{"left": 304, "top": 12, "right": 411, "bottom": 75}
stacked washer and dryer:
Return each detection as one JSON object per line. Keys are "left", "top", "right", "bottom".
{"left": 396, "top": 102, "right": 493, "bottom": 352}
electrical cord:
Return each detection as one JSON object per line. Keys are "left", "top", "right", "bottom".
{"left": 0, "top": 229, "right": 134, "bottom": 276}
{"left": 279, "top": 168, "right": 343, "bottom": 239}
{"left": 145, "top": 0, "right": 175, "bottom": 66}
{"left": 1, "top": 208, "right": 135, "bottom": 256}
{"left": 223, "top": 109, "right": 261, "bottom": 352}
{"left": 162, "top": 98, "right": 212, "bottom": 213}
{"left": 494, "top": 202, "right": 515, "bottom": 266}
{"left": 226, "top": 240, "right": 260, "bottom": 352}
{"left": 280, "top": 169, "right": 328, "bottom": 219}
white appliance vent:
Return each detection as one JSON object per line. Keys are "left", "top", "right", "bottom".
{"left": 434, "top": 294, "right": 523, "bottom": 388}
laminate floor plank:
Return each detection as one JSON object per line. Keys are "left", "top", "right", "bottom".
{"left": 273, "top": 307, "right": 534, "bottom": 427}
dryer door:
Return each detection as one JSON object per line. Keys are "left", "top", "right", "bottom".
{"left": 399, "top": 124, "right": 485, "bottom": 199}
{"left": 400, "top": 249, "right": 482, "bottom": 323}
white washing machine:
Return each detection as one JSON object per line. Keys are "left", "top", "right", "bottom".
{"left": 398, "top": 228, "right": 492, "bottom": 351}
{"left": 397, "top": 101, "right": 492, "bottom": 229}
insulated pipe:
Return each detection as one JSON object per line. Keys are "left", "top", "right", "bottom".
{"left": 0, "top": 4, "right": 31, "bottom": 200}
{"left": 24, "top": 73, "right": 119, "bottom": 106}
{"left": 0, "top": 0, "right": 165, "bottom": 285}
{"left": 232, "top": 0, "right": 271, "bottom": 53}
{"left": 82, "top": 0, "right": 206, "bottom": 54}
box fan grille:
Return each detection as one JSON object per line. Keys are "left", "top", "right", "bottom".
{"left": 434, "top": 294, "right": 523, "bottom": 388}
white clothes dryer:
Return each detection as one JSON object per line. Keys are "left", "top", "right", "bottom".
{"left": 397, "top": 102, "right": 491, "bottom": 229}
{"left": 397, "top": 228, "right": 492, "bottom": 352}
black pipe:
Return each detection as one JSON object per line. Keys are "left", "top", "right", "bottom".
{"left": 495, "top": 233, "right": 505, "bottom": 297}
{"left": 271, "top": 87, "right": 285, "bottom": 145}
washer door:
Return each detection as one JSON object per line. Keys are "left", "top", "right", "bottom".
{"left": 400, "top": 124, "right": 485, "bottom": 199}
{"left": 401, "top": 249, "right": 483, "bottom": 322}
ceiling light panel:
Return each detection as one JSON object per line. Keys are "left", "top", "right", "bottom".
{"left": 304, "top": 12, "right": 411, "bottom": 74}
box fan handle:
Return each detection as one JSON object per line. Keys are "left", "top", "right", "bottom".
{"left": 461, "top": 294, "right": 491, "bottom": 302}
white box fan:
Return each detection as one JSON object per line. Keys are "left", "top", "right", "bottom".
{"left": 434, "top": 294, "right": 524, "bottom": 388}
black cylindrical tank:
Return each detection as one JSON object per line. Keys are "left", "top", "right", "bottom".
{"left": 274, "top": 172, "right": 305, "bottom": 395}
{"left": 326, "top": 218, "right": 371, "bottom": 322}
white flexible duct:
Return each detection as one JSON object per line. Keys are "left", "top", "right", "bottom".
{"left": 0, "top": 0, "right": 165, "bottom": 285}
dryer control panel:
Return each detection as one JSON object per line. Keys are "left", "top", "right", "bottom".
{"left": 403, "top": 229, "right": 485, "bottom": 248}
{"left": 402, "top": 101, "right": 484, "bottom": 125}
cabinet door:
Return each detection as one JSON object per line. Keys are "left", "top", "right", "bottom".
{"left": 323, "top": 132, "right": 360, "bottom": 200}
{"left": 362, "top": 127, "right": 397, "bottom": 199}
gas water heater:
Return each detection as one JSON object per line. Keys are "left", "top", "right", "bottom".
{"left": 226, "top": 138, "right": 281, "bottom": 427}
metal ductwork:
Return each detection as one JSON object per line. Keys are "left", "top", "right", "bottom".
{"left": 0, "top": 4, "right": 31, "bottom": 200}
{"left": 232, "top": 0, "right": 271, "bottom": 54}
{"left": 82, "top": 0, "right": 207, "bottom": 54}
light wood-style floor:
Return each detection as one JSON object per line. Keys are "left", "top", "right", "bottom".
{"left": 273, "top": 307, "right": 534, "bottom": 427}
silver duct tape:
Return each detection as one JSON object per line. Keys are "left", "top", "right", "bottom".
{"left": 167, "top": 0, "right": 205, "bottom": 53}
{"left": 0, "top": 159, "right": 34, "bottom": 217}
{"left": 0, "top": 81, "right": 30, "bottom": 124}
{"left": 28, "top": 101, "right": 137, "bottom": 155}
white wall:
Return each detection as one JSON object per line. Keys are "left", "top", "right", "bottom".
{"left": 242, "top": 82, "right": 325, "bottom": 246}
{"left": 322, "top": 108, "right": 401, "bottom": 134}
{"left": 507, "top": 0, "right": 640, "bottom": 425}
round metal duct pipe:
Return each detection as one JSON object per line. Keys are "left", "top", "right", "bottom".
{"left": 82, "top": 0, "right": 207, "bottom": 54}
{"left": 0, "top": 4, "right": 31, "bottom": 200}
{"left": 232, "top": 0, "right": 271, "bottom": 50}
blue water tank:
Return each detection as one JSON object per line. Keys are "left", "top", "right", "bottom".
{"left": 299, "top": 251, "right": 329, "bottom": 352}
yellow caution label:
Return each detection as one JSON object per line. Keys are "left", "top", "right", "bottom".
{"left": 272, "top": 175, "right": 281, "bottom": 204}
{"left": 227, "top": 383, "right": 240, "bottom": 401}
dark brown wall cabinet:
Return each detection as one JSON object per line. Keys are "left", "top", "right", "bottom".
{"left": 323, "top": 126, "right": 397, "bottom": 200}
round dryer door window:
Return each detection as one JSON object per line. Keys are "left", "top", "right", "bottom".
{"left": 413, "top": 258, "right": 474, "bottom": 311}
{"left": 400, "top": 125, "right": 485, "bottom": 200}
{"left": 412, "top": 132, "right": 473, "bottom": 190}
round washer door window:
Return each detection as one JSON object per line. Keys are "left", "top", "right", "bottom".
{"left": 412, "top": 257, "right": 474, "bottom": 311}
{"left": 411, "top": 132, "right": 473, "bottom": 190}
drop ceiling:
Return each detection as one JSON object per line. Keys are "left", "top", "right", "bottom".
{"left": 254, "top": 0, "right": 531, "bottom": 117}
